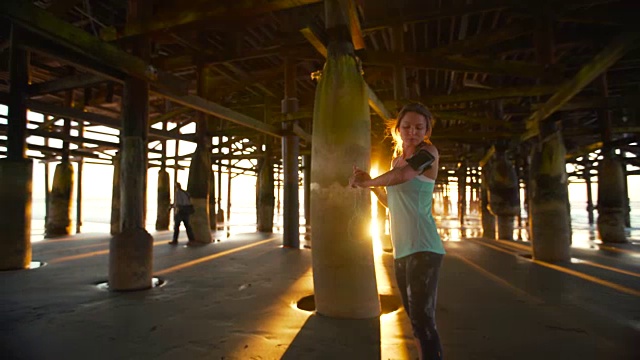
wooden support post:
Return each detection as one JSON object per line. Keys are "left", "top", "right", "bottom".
{"left": 61, "top": 89, "right": 72, "bottom": 163}
{"left": 186, "top": 64, "right": 212, "bottom": 244}
{"left": 302, "top": 154, "right": 311, "bottom": 238}
{"left": 458, "top": 161, "right": 467, "bottom": 228}
{"left": 281, "top": 56, "right": 300, "bottom": 248}
{"left": 46, "top": 88, "right": 74, "bottom": 237}
{"left": 585, "top": 165, "right": 595, "bottom": 225}
{"left": 6, "top": 26, "right": 28, "bottom": 161}
{"left": 596, "top": 74, "right": 626, "bottom": 243}
{"left": 226, "top": 157, "right": 232, "bottom": 223}
{"left": 110, "top": 152, "right": 121, "bottom": 235}
{"left": 155, "top": 109, "right": 170, "bottom": 231}
{"left": 257, "top": 146, "right": 275, "bottom": 233}
{"left": 75, "top": 121, "right": 84, "bottom": 233}
{"left": 216, "top": 138, "right": 224, "bottom": 224}
{"left": 310, "top": 0, "right": 380, "bottom": 319}
{"left": 0, "top": 24, "right": 32, "bottom": 270}
{"left": 209, "top": 168, "right": 217, "bottom": 231}
{"left": 623, "top": 167, "right": 630, "bottom": 228}
{"left": 109, "top": 0, "right": 154, "bottom": 291}
{"left": 392, "top": 25, "right": 405, "bottom": 107}
{"left": 481, "top": 164, "right": 496, "bottom": 240}
{"left": 44, "top": 132, "right": 50, "bottom": 224}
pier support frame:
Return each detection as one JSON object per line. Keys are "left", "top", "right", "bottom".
{"left": 0, "top": 25, "right": 32, "bottom": 270}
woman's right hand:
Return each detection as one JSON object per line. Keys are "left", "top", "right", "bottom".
{"left": 349, "top": 166, "right": 371, "bottom": 188}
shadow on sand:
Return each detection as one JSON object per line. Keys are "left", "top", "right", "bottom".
{"left": 281, "top": 314, "right": 381, "bottom": 359}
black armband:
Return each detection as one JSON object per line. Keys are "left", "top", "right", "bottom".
{"left": 406, "top": 148, "right": 435, "bottom": 172}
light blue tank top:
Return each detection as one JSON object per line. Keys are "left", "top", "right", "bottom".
{"left": 386, "top": 176, "right": 445, "bottom": 259}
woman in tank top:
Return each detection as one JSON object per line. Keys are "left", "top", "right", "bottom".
{"left": 349, "top": 103, "right": 445, "bottom": 360}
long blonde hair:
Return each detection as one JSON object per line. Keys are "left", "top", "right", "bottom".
{"left": 386, "top": 102, "right": 434, "bottom": 158}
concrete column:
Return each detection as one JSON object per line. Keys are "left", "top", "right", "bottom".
{"left": 597, "top": 151, "right": 626, "bottom": 243}
{"left": 45, "top": 162, "right": 74, "bottom": 237}
{"left": 310, "top": 0, "right": 380, "bottom": 319}
{"left": 0, "top": 25, "right": 32, "bottom": 270}
{"left": 481, "top": 164, "right": 496, "bottom": 240}
{"left": 109, "top": 75, "right": 153, "bottom": 291}
{"left": 257, "top": 149, "right": 275, "bottom": 232}
{"left": 187, "top": 143, "right": 213, "bottom": 244}
{"left": 529, "top": 128, "right": 571, "bottom": 261}
{"left": 488, "top": 150, "right": 520, "bottom": 240}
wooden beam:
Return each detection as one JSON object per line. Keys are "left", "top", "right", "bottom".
{"left": 153, "top": 88, "right": 283, "bottom": 138}
{"left": 339, "top": 0, "right": 365, "bottom": 50}
{"left": 300, "top": 26, "right": 327, "bottom": 57}
{"left": 566, "top": 141, "right": 603, "bottom": 161}
{"left": 366, "top": 85, "right": 392, "bottom": 121}
{"left": 361, "top": 50, "right": 563, "bottom": 79}
{"left": 0, "top": 1, "right": 189, "bottom": 94}
{"left": 301, "top": 25, "right": 391, "bottom": 121}
{"left": 0, "top": 139, "right": 104, "bottom": 160}
{"left": 433, "top": 130, "right": 516, "bottom": 140}
{"left": 152, "top": 40, "right": 318, "bottom": 71}
{"left": 115, "top": 0, "right": 323, "bottom": 40}
{"left": 22, "top": 99, "right": 194, "bottom": 142}
{"left": 418, "top": 84, "right": 561, "bottom": 105}
{"left": 431, "top": 22, "right": 531, "bottom": 56}
{"left": 531, "top": 94, "right": 640, "bottom": 112}
{"left": 362, "top": 1, "right": 510, "bottom": 31}
{"left": 0, "top": 3, "right": 287, "bottom": 140}
{"left": 28, "top": 73, "right": 106, "bottom": 96}
{"left": 149, "top": 107, "right": 192, "bottom": 125}
{"left": 522, "top": 32, "right": 640, "bottom": 140}
{"left": 479, "top": 146, "right": 495, "bottom": 167}
{"left": 433, "top": 111, "right": 510, "bottom": 128}
{"left": 293, "top": 123, "right": 312, "bottom": 144}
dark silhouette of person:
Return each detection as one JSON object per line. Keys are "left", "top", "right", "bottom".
{"left": 170, "top": 183, "right": 195, "bottom": 244}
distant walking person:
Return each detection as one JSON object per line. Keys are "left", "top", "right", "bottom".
{"left": 170, "top": 183, "right": 195, "bottom": 245}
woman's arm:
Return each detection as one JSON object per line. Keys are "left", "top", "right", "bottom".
{"left": 353, "top": 164, "right": 422, "bottom": 188}
{"left": 350, "top": 166, "right": 388, "bottom": 207}
{"left": 351, "top": 145, "right": 438, "bottom": 188}
{"left": 371, "top": 187, "right": 388, "bottom": 208}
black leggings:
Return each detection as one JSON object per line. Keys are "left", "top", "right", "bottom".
{"left": 394, "top": 251, "right": 444, "bottom": 360}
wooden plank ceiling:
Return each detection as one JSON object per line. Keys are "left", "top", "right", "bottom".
{"left": 0, "top": 0, "right": 639, "bottom": 178}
